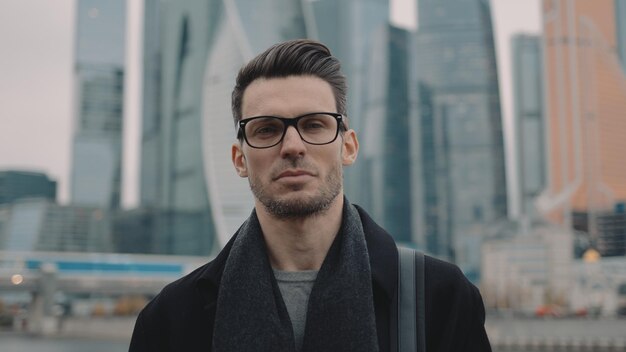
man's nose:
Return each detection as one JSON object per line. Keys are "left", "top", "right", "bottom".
{"left": 279, "top": 126, "right": 306, "bottom": 157}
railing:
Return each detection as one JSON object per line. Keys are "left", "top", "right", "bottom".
{"left": 0, "top": 250, "right": 211, "bottom": 294}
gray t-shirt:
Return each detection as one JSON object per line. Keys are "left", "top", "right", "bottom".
{"left": 273, "top": 269, "right": 318, "bottom": 352}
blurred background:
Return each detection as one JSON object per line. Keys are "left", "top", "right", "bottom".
{"left": 0, "top": 0, "right": 625, "bottom": 350}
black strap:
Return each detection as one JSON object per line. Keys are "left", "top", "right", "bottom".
{"left": 415, "top": 250, "right": 426, "bottom": 352}
{"left": 397, "top": 247, "right": 425, "bottom": 352}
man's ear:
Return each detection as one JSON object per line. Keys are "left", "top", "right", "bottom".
{"left": 232, "top": 142, "right": 248, "bottom": 177}
{"left": 341, "top": 129, "right": 359, "bottom": 166}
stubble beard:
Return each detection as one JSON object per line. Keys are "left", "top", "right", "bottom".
{"left": 249, "top": 159, "right": 343, "bottom": 220}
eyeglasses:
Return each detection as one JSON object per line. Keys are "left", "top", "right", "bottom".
{"left": 237, "top": 112, "right": 344, "bottom": 149}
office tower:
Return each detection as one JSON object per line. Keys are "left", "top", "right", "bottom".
{"left": 512, "top": 34, "right": 546, "bottom": 220}
{"left": 140, "top": 0, "right": 310, "bottom": 254}
{"left": 140, "top": 0, "right": 162, "bottom": 207}
{"left": 0, "top": 198, "right": 111, "bottom": 252}
{"left": 538, "top": 0, "right": 626, "bottom": 252}
{"left": 0, "top": 170, "right": 57, "bottom": 205}
{"left": 70, "top": 0, "right": 126, "bottom": 208}
{"left": 595, "top": 209, "right": 626, "bottom": 256}
{"left": 110, "top": 208, "right": 156, "bottom": 253}
{"left": 201, "top": 0, "right": 308, "bottom": 250}
{"left": 306, "top": 0, "right": 390, "bottom": 207}
{"left": 360, "top": 24, "right": 413, "bottom": 244}
{"left": 414, "top": 0, "right": 507, "bottom": 278}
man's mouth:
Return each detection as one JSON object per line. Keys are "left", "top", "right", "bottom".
{"left": 275, "top": 169, "right": 314, "bottom": 180}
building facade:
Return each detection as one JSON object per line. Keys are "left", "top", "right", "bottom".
{"left": 360, "top": 24, "right": 413, "bottom": 244}
{"left": 0, "top": 198, "right": 112, "bottom": 252}
{"left": 140, "top": 0, "right": 163, "bottom": 208}
{"left": 595, "top": 209, "right": 626, "bottom": 257}
{"left": 70, "top": 0, "right": 126, "bottom": 209}
{"left": 306, "top": 0, "right": 390, "bottom": 206}
{"left": 0, "top": 171, "right": 57, "bottom": 205}
{"left": 413, "top": 0, "right": 508, "bottom": 279}
{"left": 512, "top": 34, "right": 546, "bottom": 220}
{"left": 538, "top": 0, "right": 626, "bottom": 254}
{"left": 140, "top": 0, "right": 311, "bottom": 254}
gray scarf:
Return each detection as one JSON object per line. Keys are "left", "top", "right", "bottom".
{"left": 211, "top": 202, "right": 379, "bottom": 352}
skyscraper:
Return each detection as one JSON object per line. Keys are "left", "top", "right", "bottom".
{"left": 538, "top": 0, "right": 626, "bottom": 249}
{"left": 0, "top": 170, "right": 57, "bottom": 205}
{"left": 512, "top": 34, "right": 545, "bottom": 220}
{"left": 140, "top": 0, "right": 162, "bottom": 208}
{"left": 70, "top": 0, "right": 126, "bottom": 209}
{"left": 360, "top": 24, "right": 413, "bottom": 244}
{"left": 414, "top": 0, "right": 507, "bottom": 278}
{"left": 0, "top": 198, "right": 111, "bottom": 252}
{"left": 306, "top": 0, "right": 390, "bottom": 206}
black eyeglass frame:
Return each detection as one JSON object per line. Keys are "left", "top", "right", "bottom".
{"left": 237, "top": 112, "right": 345, "bottom": 149}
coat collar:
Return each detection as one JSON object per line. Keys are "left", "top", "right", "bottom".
{"left": 194, "top": 202, "right": 398, "bottom": 305}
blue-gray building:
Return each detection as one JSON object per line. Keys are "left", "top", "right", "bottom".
{"left": 306, "top": 0, "right": 390, "bottom": 207}
{"left": 512, "top": 34, "right": 545, "bottom": 220}
{"left": 360, "top": 24, "right": 414, "bottom": 244}
{"left": 0, "top": 170, "right": 57, "bottom": 205}
{"left": 70, "top": 0, "right": 126, "bottom": 209}
{"left": 0, "top": 198, "right": 111, "bottom": 252}
{"left": 140, "top": 0, "right": 309, "bottom": 254}
{"left": 140, "top": 0, "right": 163, "bottom": 208}
{"left": 413, "top": 0, "right": 507, "bottom": 279}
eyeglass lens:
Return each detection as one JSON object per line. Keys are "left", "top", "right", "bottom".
{"left": 244, "top": 113, "right": 338, "bottom": 148}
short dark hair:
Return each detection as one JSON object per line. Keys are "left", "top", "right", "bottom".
{"left": 231, "top": 39, "right": 347, "bottom": 127}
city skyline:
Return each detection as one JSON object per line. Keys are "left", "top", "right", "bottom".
{"left": 1, "top": 2, "right": 626, "bottom": 338}
{"left": 413, "top": 0, "right": 507, "bottom": 279}
{"left": 0, "top": 0, "right": 541, "bottom": 220}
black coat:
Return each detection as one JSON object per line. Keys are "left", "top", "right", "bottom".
{"left": 129, "top": 205, "right": 491, "bottom": 351}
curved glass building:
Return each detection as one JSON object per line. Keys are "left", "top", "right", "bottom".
{"left": 140, "top": 0, "right": 392, "bottom": 254}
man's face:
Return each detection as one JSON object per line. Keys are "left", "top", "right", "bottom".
{"left": 232, "top": 75, "right": 358, "bottom": 218}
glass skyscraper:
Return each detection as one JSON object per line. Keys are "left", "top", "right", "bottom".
{"left": 202, "top": 0, "right": 307, "bottom": 248}
{"left": 360, "top": 24, "right": 413, "bottom": 244}
{"left": 512, "top": 34, "right": 545, "bottom": 220}
{"left": 306, "top": 0, "right": 390, "bottom": 207}
{"left": 140, "top": 0, "right": 311, "bottom": 253}
{"left": 414, "top": 0, "right": 507, "bottom": 278}
{"left": 71, "top": 0, "right": 126, "bottom": 209}
{"left": 140, "top": 0, "right": 162, "bottom": 208}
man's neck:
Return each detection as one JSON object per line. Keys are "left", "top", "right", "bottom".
{"left": 255, "top": 195, "right": 344, "bottom": 272}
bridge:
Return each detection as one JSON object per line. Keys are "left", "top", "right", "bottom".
{"left": 0, "top": 250, "right": 210, "bottom": 334}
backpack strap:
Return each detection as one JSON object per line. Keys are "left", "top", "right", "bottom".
{"left": 398, "top": 247, "right": 426, "bottom": 352}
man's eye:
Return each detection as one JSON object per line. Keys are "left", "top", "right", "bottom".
{"left": 254, "top": 125, "right": 279, "bottom": 135}
{"left": 302, "top": 120, "right": 326, "bottom": 130}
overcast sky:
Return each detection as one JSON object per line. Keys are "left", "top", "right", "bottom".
{"left": 0, "top": 0, "right": 541, "bottom": 216}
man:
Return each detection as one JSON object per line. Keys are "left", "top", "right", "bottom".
{"left": 130, "top": 39, "right": 491, "bottom": 352}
